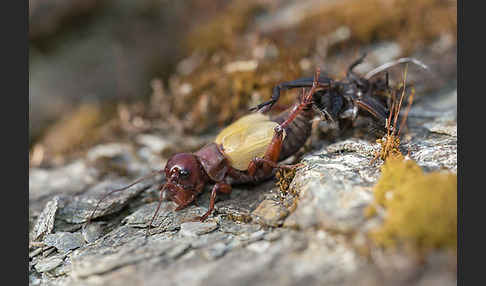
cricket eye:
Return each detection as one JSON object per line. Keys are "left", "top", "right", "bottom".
{"left": 179, "top": 169, "right": 190, "bottom": 177}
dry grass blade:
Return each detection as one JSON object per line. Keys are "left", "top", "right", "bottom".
{"left": 372, "top": 64, "right": 414, "bottom": 163}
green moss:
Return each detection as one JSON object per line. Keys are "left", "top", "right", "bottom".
{"left": 368, "top": 157, "right": 457, "bottom": 254}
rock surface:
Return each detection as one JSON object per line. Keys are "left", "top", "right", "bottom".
{"left": 29, "top": 81, "right": 456, "bottom": 285}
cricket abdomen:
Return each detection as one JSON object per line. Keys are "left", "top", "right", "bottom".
{"left": 271, "top": 102, "right": 314, "bottom": 160}
{"left": 214, "top": 113, "right": 282, "bottom": 171}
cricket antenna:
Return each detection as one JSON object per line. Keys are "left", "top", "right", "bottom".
{"left": 364, "top": 57, "right": 429, "bottom": 80}
{"left": 84, "top": 169, "right": 164, "bottom": 227}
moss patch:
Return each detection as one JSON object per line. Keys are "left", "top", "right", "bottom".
{"left": 367, "top": 157, "right": 457, "bottom": 254}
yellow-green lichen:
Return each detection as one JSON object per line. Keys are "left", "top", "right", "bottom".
{"left": 276, "top": 167, "right": 298, "bottom": 195}
{"left": 368, "top": 157, "right": 457, "bottom": 254}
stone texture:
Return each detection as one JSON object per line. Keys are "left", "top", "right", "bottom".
{"left": 28, "top": 80, "right": 457, "bottom": 285}
{"left": 29, "top": 160, "right": 99, "bottom": 214}
{"left": 81, "top": 222, "right": 105, "bottom": 244}
{"left": 44, "top": 232, "right": 85, "bottom": 252}
{"left": 283, "top": 144, "right": 376, "bottom": 232}
{"left": 31, "top": 196, "right": 59, "bottom": 241}
{"left": 34, "top": 254, "right": 65, "bottom": 273}
{"left": 56, "top": 178, "right": 156, "bottom": 224}
{"left": 180, "top": 222, "right": 219, "bottom": 237}
{"left": 28, "top": 86, "right": 457, "bottom": 285}
{"left": 251, "top": 199, "right": 289, "bottom": 227}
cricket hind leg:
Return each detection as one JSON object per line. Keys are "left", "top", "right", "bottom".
{"left": 247, "top": 125, "right": 288, "bottom": 178}
{"left": 247, "top": 70, "right": 322, "bottom": 178}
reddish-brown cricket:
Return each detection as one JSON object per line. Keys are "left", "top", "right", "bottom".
{"left": 88, "top": 69, "right": 324, "bottom": 235}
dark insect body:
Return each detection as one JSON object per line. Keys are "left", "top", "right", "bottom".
{"left": 251, "top": 54, "right": 428, "bottom": 137}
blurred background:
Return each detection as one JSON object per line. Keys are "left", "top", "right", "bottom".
{"left": 29, "top": 0, "right": 457, "bottom": 167}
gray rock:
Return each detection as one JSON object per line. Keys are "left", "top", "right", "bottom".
{"left": 247, "top": 230, "right": 267, "bottom": 242}
{"left": 189, "top": 231, "right": 232, "bottom": 249}
{"left": 214, "top": 180, "right": 276, "bottom": 223}
{"left": 87, "top": 142, "right": 160, "bottom": 177}
{"left": 44, "top": 232, "right": 85, "bottom": 252}
{"left": 31, "top": 196, "right": 59, "bottom": 241}
{"left": 408, "top": 89, "right": 457, "bottom": 120}
{"left": 29, "top": 90, "right": 457, "bottom": 285}
{"left": 86, "top": 143, "right": 133, "bottom": 162}
{"left": 122, "top": 201, "right": 170, "bottom": 227}
{"left": 34, "top": 254, "right": 65, "bottom": 273}
{"left": 71, "top": 235, "right": 178, "bottom": 278}
{"left": 56, "top": 178, "right": 155, "bottom": 223}
{"left": 202, "top": 241, "right": 228, "bottom": 260}
{"left": 284, "top": 147, "right": 376, "bottom": 232}
{"left": 409, "top": 133, "right": 457, "bottom": 172}
{"left": 423, "top": 120, "right": 457, "bottom": 137}
{"left": 219, "top": 220, "right": 262, "bottom": 236}
{"left": 82, "top": 222, "right": 105, "bottom": 243}
{"left": 29, "top": 247, "right": 45, "bottom": 259}
{"left": 180, "top": 222, "right": 219, "bottom": 237}
{"left": 50, "top": 258, "right": 73, "bottom": 277}
{"left": 136, "top": 134, "right": 172, "bottom": 154}
{"left": 251, "top": 199, "right": 289, "bottom": 227}
{"left": 166, "top": 243, "right": 191, "bottom": 259}
{"left": 246, "top": 240, "right": 271, "bottom": 254}
{"left": 29, "top": 160, "right": 99, "bottom": 214}
{"left": 123, "top": 201, "right": 209, "bottom": 234}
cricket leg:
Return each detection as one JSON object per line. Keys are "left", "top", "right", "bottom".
{"left": 247, "top": 72, "right": 322, "bottom": 177}
{"left": 250, "top": 69, "right": 330, "bottom": 113}
{"left": 194, "top": 182, "right": 232, "bottom": 222}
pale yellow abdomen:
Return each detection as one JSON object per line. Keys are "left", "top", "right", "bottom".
{"left": 215, "top": 113, "right": 282, "bottom": 171}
